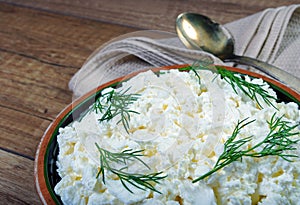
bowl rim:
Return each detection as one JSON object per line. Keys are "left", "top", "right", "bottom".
{"left": 34, "top": 64, "right": 300, "bottom": 204}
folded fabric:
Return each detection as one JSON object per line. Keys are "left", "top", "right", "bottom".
{"left": 69, "top": 5, "right": 300, "bottom": 98}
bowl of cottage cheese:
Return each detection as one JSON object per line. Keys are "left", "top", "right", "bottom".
{"left": 35, "top": 64, "right": 300, "bottom": 205}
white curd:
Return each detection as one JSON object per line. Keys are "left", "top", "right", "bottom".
{"left": 54, "top": 69, "right": 300, "bottom": 205}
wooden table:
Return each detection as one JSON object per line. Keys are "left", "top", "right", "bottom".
{"left": 0, "top": 0, "right": 299, "bottom": 204}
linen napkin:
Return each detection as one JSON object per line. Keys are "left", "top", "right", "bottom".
{"left": 69, "top": 5, "right": 300, "bottom": 98}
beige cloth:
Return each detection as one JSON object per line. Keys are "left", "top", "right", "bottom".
{"left": 69, "top": 5, "right": 300, "bottom": 97}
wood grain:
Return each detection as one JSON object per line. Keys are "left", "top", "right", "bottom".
{"left": 0, "top": 3, "right": 136, "bottom": 204}
{"left": 0, "top": 149, "right": 40, "bottom": 204}
{"left": 1, "top": 0, "right": 299, "bottom": 32}
{"left": 0, "top": 51, "right": 75, "bottom": 119}
{"left": 0, "top": 3, "right": 137, "bottom": 157}
{"left": 0, "top": 3, "right": 137, "bottom": 68}
{"left": 0, "top": 105, "right": 51, "bottom": 158}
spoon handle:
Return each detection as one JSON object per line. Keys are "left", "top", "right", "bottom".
{"left": 224, "top": 55, "right": 300, "bottom": 93}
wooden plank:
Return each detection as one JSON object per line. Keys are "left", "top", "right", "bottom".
{"left": 0, "top": 3, "right": 138, "bottom": 157}
{"left": 0, "top": 3, "right": 137, "bottom": 68}
{"left": 0, "top": 2, "right": 137, "bottom": 119}
{"left": 0, "top": 106, "right": 50, "bottom": 158}
{"left": 0, "top": 149, "right": 40, "bottom": 205}
{"left": 1, "top": 0, "right": 299, "bottom": 31}
{"left": 0, "top": 51, "right": 76, "bottom": 120}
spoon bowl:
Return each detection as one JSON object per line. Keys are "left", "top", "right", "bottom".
{"left": 176, "top": 12, "right": 234, "bottom": 59}
{"left": 176, "top": 12, "right": 300, "bottom": 93}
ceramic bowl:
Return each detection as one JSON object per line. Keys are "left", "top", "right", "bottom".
{"left": 34, "top": 64, "right": 300, "bottom": 204}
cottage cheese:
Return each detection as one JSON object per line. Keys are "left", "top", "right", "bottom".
{"left": 54, "top": 69, "right": 300, "bottom": 205}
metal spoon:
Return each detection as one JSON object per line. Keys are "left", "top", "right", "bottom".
{"left": 176, "top": 12, "right": 300, "bottom": 93}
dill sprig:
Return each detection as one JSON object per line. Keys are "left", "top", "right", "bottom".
{"left": 95, "top": 143, "right": 167, "bottom": 194}
{"left": 93, "top": 88, "right": 140, "bottom": 133}
{"left": 188, "top": 60, "right": 277, "bottom": 109}
{"left": 193, "top": 113, "right": 299, "bottom": 183}
{"left": 217, "top": 68, "right": 277, "bottom": 109}
{"left": 180, "top": 60, "right": 216, "bottom": 85}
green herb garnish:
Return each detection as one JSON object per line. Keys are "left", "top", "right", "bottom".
{"left": 188, "top": 60, "right": 277, "bottom": 109}
{"left": 95, "top": 143, "right": 167, "bottom": 193}
{"left": 217, "top": 68, "right": 277, "bottom": 109}
{"left": 93, "top": 88, "right": 140, "bottom": 133}
{"left": 180, "top": 60, "right": 216, "bottom": 85}
{"left": 193, "top": 113, "right": 299, "bottom": 183}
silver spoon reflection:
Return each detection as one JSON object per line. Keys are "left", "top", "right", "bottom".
{"left": 176, "top": 12, "right": 299, "bottom": 93}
